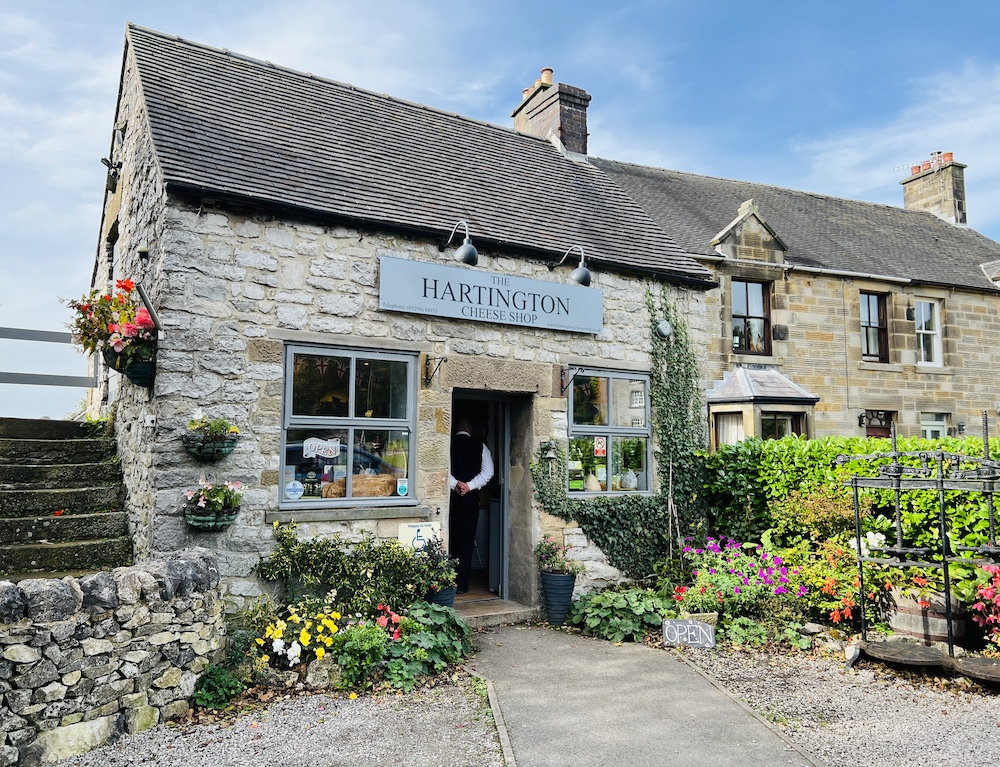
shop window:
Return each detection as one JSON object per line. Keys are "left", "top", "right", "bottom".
{"left": 281, "top": 345, "right": 417, "bottom": 506}
{"left": 760, "top": 412, "right": 803, "bottom": 440}
{"left": 915, "top": 299, "right": 943, "bottom": 366}
{"left": 860, "top": 292, "right": 888, "bottom": 363}
{"left": 568, "top": 370, "right": 650, "bottom": 494}
{"left": 731, "top": 280, "right": 771, "bottom": 355}
{"left": 921, "top": 412, "right": 948, "bottom": 440}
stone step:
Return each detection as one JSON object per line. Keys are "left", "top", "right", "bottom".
{"left": 0, "top": 511, "right": 128, "bottom": 545}
{"left": 0, "top": 437, "right": 116, "bottom": 465}
{"left": 0, "top": 486, "right": 123, "bottom": 518}
{"left": 0, "top": 462, "right": 121, "bottom": 490}
{"left": 0, "top": 417, "right": 94, "bottom": 441}
{"left": 0, "top": 537, "right": 132, "bottom": 579}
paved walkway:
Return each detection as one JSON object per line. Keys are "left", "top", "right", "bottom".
{"left": 466, "top": 625, "right": 825, "bottom": 767}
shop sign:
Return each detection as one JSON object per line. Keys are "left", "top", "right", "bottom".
{"left": 662, "top": 618, "right": 716, "bottom": 648}
{"left": 398, "top": 522, "right": 443, "bottom": 550}
{"left": 379, "top": 256, "right": 603, "bottom": 334}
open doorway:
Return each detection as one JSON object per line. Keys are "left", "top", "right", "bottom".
{"left": 451, "top": 394, "right": 508, "bottom": 601}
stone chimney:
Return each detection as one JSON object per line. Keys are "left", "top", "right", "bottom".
{"left": 900, "top": 151, "right": 967, "bottom": 225}
{"left": 511, "top": 68, "right": 592, "bottom": 156}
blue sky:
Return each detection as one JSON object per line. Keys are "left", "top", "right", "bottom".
{"left": 3, "top": 0, "right": 1000, "bottom": 418}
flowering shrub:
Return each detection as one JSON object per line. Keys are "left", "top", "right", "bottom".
{"left": 668, "top": 537, "right": 808, "bottom": 619}
{"left": 255, "top": 603, "right": 341, "bottom": 668}
{"left": 534, "top": 534, "right": 585, "bottom": 576}
{"left": 66, "top": 278, "right": 156, "bottom": 363}
{"left": 970, "top": 565, "right": 1000, "bottom": 646}
{"left": 184, "top": 478, "right": 243, "bottom": 511}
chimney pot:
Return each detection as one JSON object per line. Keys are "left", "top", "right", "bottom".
{"left": 522, "top": 87, "right": 531, "bottom": 100}
{"left": 911, "top": 165, "right": 921, "bottom": 175}
{"left": 540, "top": 68, "right": 554, "bottom": 84}
{"left": 921, "top": 160, "right": 932, "bottom": 171}
{"left": 943, "top": 152, "right": 954, "bottom": 163}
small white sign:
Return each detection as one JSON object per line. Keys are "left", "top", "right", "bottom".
{"left": 303, "top": 437, "right": 341, "bottom": 459}
{"left": 398, "top": 522, "right": 443, "bottom": 550}
{"left": 284, "top": 480, "right": 305, "bottom": 500}
{"left": 396, "top": 478, "right": 408, "bottom": 496}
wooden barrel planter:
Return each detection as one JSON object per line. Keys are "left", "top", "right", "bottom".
{"left": 888, "top": 589, "right": 969, "bottom": 645}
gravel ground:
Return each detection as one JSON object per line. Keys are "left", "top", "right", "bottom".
{"left": 681, "top": 646, "right": 1000, "bottom": 767}
{"left": 51, "top": 676, "right": 504, "bottom": 767}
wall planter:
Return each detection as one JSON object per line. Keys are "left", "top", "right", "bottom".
{"left": 181, "top": 434, "right": 239, "bottom": 461}
{"left": 102, "top": 348, "right": 156, "bottom": 388}
{"left": 539, "top": 571, "right": 576, "bottom": 625}
{"left": 184, "top": 503, "right": 240, "bottom": 531}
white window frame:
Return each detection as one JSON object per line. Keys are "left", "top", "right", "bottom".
{"left": 567, "top": 368, "right": 652, "bottom": 495}
{"left": 915, "top": 298, "right": 943, "bottom": 366}
{"left": 921, "top": 412, "right": 948, "bottom": 440}
{"left": 280, "top": 344, "right": 418, "bottom": 508}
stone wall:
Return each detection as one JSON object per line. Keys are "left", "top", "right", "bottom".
{"left": 0, "top": 550, "right": 225, "bottom": 767}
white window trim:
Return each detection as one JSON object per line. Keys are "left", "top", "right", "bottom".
{"left": 915, "top": 298, "right": 943, "bottom": 367}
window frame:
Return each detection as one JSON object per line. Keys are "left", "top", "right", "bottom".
{"left": 567, "top": 368, "right": 652, "bottom": 496}
{"left": 280, "top": 343, "right": 419, "bottom": 508}
{"left": 731, "top": 279, "right": 771, "bottom": 355}
{"left": 920, "top": 412, "right": 948, "bottom": 439}
{"left": 760, "top": 412, "right": 804, "bottom": 440}
{"left": 860, "top": 291, "right": 889, "bottom": 363}
{"left": 915, "top": 298, "right": 943, "bottom": 367}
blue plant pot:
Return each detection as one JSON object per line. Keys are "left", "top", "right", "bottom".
{"left": 539, "top": 571, "right": 576, "bottom": 625}
{"left": 426, "top": 586, "right": 457, "bottom": 608}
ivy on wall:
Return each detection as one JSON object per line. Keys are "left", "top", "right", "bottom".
{"left": 530, "top": 290, "right": 706, "bottom": 578}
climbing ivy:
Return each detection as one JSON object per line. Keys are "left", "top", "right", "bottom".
{"left": 530, "top": 290, "right": 707, "bottom": 578}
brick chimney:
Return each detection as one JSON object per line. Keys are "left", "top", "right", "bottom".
{"left": 511, "top": 68, "right": 592, "bottom": 156}
{"left": 900, "top": 151, "right": 968, "bottom": 225}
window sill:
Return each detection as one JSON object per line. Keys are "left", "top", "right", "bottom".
{"left": 914, "top": 365, "right": 954, "bottom": 376}
{"left": 267, "top": 503, "right": 435, "bottom": 524}
{"left": 568, "top": 491, "right": 656, "bottom": 499}
{"left": 858, "top": 362, "right": 904, "bottom": 373}
{"left": 726, "top": 354, "right": 781, "bottom": 366}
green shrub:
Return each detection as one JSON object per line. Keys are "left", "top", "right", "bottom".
{"left": 721, "top": 617, "right": 767, "bottom": 648}
{"left": 383, "top": 602, "right": 473, "bottom": 691}
{"left": 193, "top": 665, "right": 244, "bottom": 709}
{"left": 331, "top": 621, "right": 388, "bottom": 690}
{"left": 257, "top": 522, "right": 422, "bottom": 614}
{"left": 568, "top": 587, "right": 675, "bottom": 643}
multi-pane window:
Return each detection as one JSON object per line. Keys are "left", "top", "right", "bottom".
{"left": 731, "top": 280, "right": 770, "bottom": 354}
{"left": 915, "top": 299, "right": 943, "bottom": 365}
{"left": 860, "top": 292, "right": 888, "bottom": 362}
{"left": 567, "top": 370, "right": 651, "bottom": 494}
{"left": 281, "top": 345, "right": 417, "bottom": 506}
{"left": 760, "top": 413, "right": 803, "bottom": 440}
{"left": 921, "top": 412, "right": 947, "bottom": 439}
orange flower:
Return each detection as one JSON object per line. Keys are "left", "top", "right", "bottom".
{"left": 918, "top": 600, "right": 931, "bottom": 609}
{"left": 53, "top": 509, "right": 65, "bottom": 516}
{"left": 116, "top": 278, "right": 135, "bottom": 292}
{"left": 914, "top": 576, "right": 928, "bottom": 587}
{"left": 831, "top": 608, "right": 842, "bottom": 623}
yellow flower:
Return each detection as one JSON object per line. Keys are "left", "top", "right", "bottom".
{"left": 349, "top": 692, "right": 357, "bottom": 699}
{"left": 322, "top": 618, "right": 337, "bottom": 632}
{"left": 255, "top": 637, "right": 264, "bottom": 646}
{"left": 315, "top": 647, "right": 325, "bottom": 660}
{"left": 299, "top": 628, "right": 311, "bottom": 646}
{"left": 272, "top": 627, "right": 284, "bottom": 640}
{"left": 288, "top": 613, "right": 301, "bottom": 624}
{"left": 264, "top": 625, "right": 274, "bottom": 638}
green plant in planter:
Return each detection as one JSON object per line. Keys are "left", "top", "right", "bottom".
{"left": 183, "top": 409, "right": 241, "bottom": 461}
{"left": 534, "top": 534, "right": 585, "bottom": 576}
{"left": 415, "top": 537, "right": 457, "bottom": 594}
{"left": 187, "top": 410, "right": 241, "bottom": 440}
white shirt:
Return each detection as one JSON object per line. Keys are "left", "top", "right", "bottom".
{"left": 448, "top": 431, "right": 495, "bottom": 491}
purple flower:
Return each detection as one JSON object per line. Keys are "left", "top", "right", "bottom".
{"left": 773, "top": 586, "right": 788, "bottom": 595}
{"left": 797, "top": 586, "right": 808, "bottom": 597}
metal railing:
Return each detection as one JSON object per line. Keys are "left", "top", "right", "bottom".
{"left": 0, "top": 327, "right": 97, "bottom": 388}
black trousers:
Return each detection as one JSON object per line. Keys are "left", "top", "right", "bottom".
{"left": 450, "top": 489, "right": 480, "bottom": 591}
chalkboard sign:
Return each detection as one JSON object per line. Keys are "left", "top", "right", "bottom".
{"left": 662, "top": 618, "right": 716, "bottom": 649}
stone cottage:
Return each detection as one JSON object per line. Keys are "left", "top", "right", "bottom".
{"left": 90, "top": 26, "right": 716, "bottom": 611}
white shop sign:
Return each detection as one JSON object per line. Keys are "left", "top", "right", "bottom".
{"left": 379, "top": 256, "right": 603, "bottom": 334}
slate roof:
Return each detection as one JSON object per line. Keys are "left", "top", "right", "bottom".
{"left": 706, "top": 367, "right": 820, "bottom": 405}
{"left": 592, "top": 159, "right": 1000, "bottom": 293}
{"left": 124, "top": 25, "right": 714, "bottom": 287}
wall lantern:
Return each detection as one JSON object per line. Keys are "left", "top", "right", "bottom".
{"left": 958, "top": 421, "right": 966, "bottom": 435}
{"left": 445, "top": 220, "right": 478, "bottom": 266}
{"left": 654, "top": 319, "right": 674, "bottom": 340}
{"left": 858, "top": 413, "right": 867, "bottom": 429}
{"left": 549, "top": 245, "right": 592, "bottom": 286}
{"left": 905, "top": 300, "right": 916, "bottom": 322}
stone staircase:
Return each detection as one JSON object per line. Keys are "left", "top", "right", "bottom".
{"left": 0, "top": 417, "right": 131, "bottom": 580}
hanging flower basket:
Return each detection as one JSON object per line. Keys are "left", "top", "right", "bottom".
{"left": 102, "top": 347, "right": 127, "bottom": 373}
{"left": 183, "top": 503, "right": 240, "bottom": 531}
{"left": 124, "top": 360, "right": 156, "bottom": 388}
{"left": 181, "top": 434, "right": 239, "bottom": 461}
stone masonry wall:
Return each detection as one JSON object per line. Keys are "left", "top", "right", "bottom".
{"left": 0, "top": 550, "right": 225, "bottom": 767}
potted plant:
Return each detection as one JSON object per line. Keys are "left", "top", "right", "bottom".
{"left": 672, "top": 585, "right": 722, "bottom": 626}
{"left": 535, "top": 534, "right": 585, "bottom": 625}
{"left": 417, "top": 537, "right": 458, "bottom": 607}
{"left": 183, "top": 478, "right": 243, "bottom": 531}
{"left": 66, "top": 278, "right": 157, "bottom": 387}
{"left": 182, "top": 409, "right": 241, "bottom": 461}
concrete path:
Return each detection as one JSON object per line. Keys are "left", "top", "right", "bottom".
{"left": 466, "top": 625, "right": 825, "bottom": 767}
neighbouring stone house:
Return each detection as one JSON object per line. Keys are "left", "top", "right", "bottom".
{"left": 597, "top": 153, "right": 1000, "bottom": 447}
{"left": 90, "top": 26, "right": 717, "bottom": 610}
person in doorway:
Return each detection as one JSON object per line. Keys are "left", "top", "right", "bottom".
{"left": 449, "top": 415, "right": 494, "bottom": 594}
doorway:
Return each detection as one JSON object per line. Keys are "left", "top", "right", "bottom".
{"left": 451, "top": 393, "right": 508, "bottom": 600}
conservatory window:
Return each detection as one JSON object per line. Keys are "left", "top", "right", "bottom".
{"left": 280, "top": 345, "right": 417, "bottom": 506}
{"left": 567, "top": 370, "right": 651, "bottom": 494}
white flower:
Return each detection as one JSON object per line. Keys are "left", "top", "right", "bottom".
{"left": 286, "top": 641, "right": 302, "bottom": 667}
{"left": 272, "top": 638, "right": 285, "bottom": 654}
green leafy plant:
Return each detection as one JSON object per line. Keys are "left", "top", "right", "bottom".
{"left": 568, "top": 587, "right": 675, "bottom": 642}
{"left": 534, "top": 534, "right": 585, "bottom": 576}
{"left": 187, "top": 408, "right": 240, "bottom": 439}
{"left": 332, "top": 621, "right": 388, "bottom": 690}
{"left": 414, "top": 536, "right": 457, "bottom": 593}
{"left": 383, "top": 601, "right": 473, "bottom": 691}
{"left": 184, "top": 478, "right": 243, "bottom": 511}
{"left": 721, "top": 617, "right": 767, "bottom": 648}
{"left": 193, "top": 664, "right": 244, "bottom": 709}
